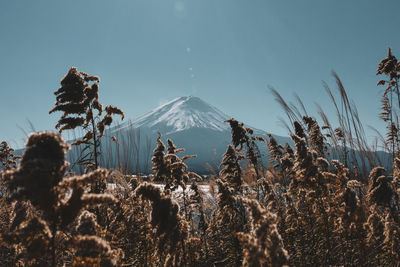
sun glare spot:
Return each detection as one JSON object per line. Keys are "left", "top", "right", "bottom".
{"left": 174, "top": 1, "right": 185, "bottom": 12}
{"left": 174, "top": 1, "right": 186, "bottom": 18}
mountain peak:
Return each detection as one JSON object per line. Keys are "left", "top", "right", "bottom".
{"left": 131, "top": 96, "right": 230, "bottom": 134}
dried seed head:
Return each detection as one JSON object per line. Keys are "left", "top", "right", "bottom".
{"left": 152, "top": 133, "right": 168, "bottom": 183}
{"left": 219, "top": 145, "right": 242, "bottom": 192}
{"left": 377, "top": 47, "right": 398, "bottom": 75}
{"left": 225, "top": 118, "right": 247, "bottom": 149}
{"left": 5, "top": 132, "right": 69, "bottom": 212}
{"left": 238, "top": 198, "right": 289, "bottom": 267}
{"left": 105, "top": 105, "right": 125, "bottom": 120}
{"left": 76, "top": 210, "right": 99, "bottom": 236}
{"left": 0, "top": 141, "right": 20, "bottom": 170}
{"left": 111, "top": 136, "right": 119, "bottom": 146}
{"left": 367, "top": 167, "right": 393, "bottom": 206}
{"left": 135, "top": 183, "right": 187, "bottom": 251}
{"left": 293, "top": 120, "right": 306, "bottom": 139}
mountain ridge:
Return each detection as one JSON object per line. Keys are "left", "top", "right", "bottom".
{"left": 101, "top": 95, "right": 292, "bottom": 174}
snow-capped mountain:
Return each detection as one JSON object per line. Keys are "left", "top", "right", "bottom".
{"left": 96, "top": 96, "right": 292, "bottom": 174}
{"left": 114, "top": 96, "right": 230, "bottom": 134}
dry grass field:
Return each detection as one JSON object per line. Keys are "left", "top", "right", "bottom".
{"left": 1, "top": 48, "right": 400, "bottom": 266}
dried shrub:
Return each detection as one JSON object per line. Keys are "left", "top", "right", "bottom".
{"left": 50, "top": 67, "right": 124, "bottom": 171}
{"left": 2, "top": 132, "right": 117, "bottom": 266}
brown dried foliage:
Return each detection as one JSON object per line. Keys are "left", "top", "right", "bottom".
{"left": 50, "top": 67, "right": 124, "bottom": 170}
{"left": 3, "top": 49, "right": 400, "bottom": 266}
{"left": 1, "top": 132, "right": 118, "bottom": 266}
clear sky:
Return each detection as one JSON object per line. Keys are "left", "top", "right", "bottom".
{"left": 1, "top": 0, "right": 400, "bottom": 148}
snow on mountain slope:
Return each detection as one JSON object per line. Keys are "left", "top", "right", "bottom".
{"left": 114, "top": 96, "right": 230, "bottom": 134}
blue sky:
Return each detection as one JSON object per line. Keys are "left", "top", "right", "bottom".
{"left": 1, "top": 0, "right": 399, "bottom": 148}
